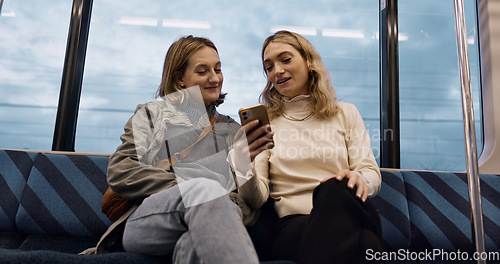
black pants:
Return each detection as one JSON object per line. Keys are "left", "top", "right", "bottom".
{"left": 271, "top": 178, "right": 384, "bottom": 264}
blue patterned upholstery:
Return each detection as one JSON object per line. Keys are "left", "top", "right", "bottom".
{"left": 0, "top": 150, "right": 36, "bottom": 232}
{"left": 3, "top": 149, "right": 500, "bottom": 264}
{"left": 16, "top": 153, "right": 112, "bottom": 238}
{"left": 371, "top": 170, "right": 411, "bottom": 250}
{"left": 402, "top": 171, "right": 500, "bottom": 252}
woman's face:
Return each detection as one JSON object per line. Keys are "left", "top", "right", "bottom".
{"left": 179, "top": 46, "right": 223, "bottom": 105}
{"left": 263, "top": 41, "right": 310, "bottom": 99}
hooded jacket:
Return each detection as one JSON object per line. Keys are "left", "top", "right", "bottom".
{"left": 81, "top": 98, "right": 257, "bottom": 254}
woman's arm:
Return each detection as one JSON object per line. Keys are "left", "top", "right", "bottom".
{"left": 107, "top": 104, "right": 177, "bottom": 200}
{"left": 345, "top": 104, "right": 381, "bottom": 197}
{"left": 229, "top": 120, "right": 273, "bottom": 209}
{"left": 237, "top": 150, "right": 271, "bottom": 209}
{"left": 320, "top": 104, "right": 381, "bottom": 201}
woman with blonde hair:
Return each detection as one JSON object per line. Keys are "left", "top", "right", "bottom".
{"left": 237, "top": 30, "right": 384, "bottom": 263}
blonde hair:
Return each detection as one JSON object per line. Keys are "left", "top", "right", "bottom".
{"left": 156, "top": 35, "right": 225, "bottom": 106}
{"left": 259, "top": 30, "right": 338, "bottom": 119}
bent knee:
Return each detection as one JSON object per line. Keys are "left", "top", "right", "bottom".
{"left": 317, "top": 177, "right": 352, "bottom": 194}
{"left": 313, "top": 178, "right": 359, "bottom": 205}
{"left": 178, "top": 178, "right": 228, "bottom": 208}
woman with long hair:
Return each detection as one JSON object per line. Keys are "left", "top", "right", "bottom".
{"left": 238, "top": 30, "right": 383, "bottom": 263}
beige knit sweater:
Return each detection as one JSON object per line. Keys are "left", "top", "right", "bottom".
{"left": 238, "top": 96, "right": 381, "bottom": 218}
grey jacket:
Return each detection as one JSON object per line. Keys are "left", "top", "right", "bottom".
{"left": 82, "top": 99, "right": 257, "bottom": 254}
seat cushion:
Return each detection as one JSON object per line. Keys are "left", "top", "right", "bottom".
{"left": 0, "top": 232, "right": 24, "bottom": 249}
{"left": 371, "top": 170, "right": 411, "bottom": 250}
{"left": 0, "top": 248, "right": 169, "bottom": 264}
{"left": 0, "top": 150, "right": 37, "bottom": 232}
{"left": 16, "top": 153, "right": 112, "bottom": 238}
{"left": 18, "top": 235, "right": 97, "bottom": 254}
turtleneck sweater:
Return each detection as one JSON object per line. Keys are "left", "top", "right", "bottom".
{"left": 238, "top": 95, "right": 381, "bottom": 218}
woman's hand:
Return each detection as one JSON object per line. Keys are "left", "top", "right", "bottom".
{"left": 321, "top": 169, "right": 368, "bottom": 202}
{"left": 233, "top": 120, "right": 274, "bottom": 162}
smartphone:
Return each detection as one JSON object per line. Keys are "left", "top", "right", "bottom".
{"left": 238, "top": 103, "right": 270, "bottom": 126}
{"left": 238, "top": 103, "right": 274, "bottom": 149}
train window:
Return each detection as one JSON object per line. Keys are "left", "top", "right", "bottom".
{"left": 0, "top": 1, "right": 72, "bottom": 150}
{"left": 0, "top": 0, "right": 483, "bottom": 172}
{"left": 399, "top": 0, "right": 483, "bottom": 171}
{"left": 75, "top": 0, "right": 381, "bottom": 155}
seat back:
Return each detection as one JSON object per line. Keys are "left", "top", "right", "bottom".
{"left": 0, "top": 150, "right": 37, "bottom": 232}
{"left": 15, "top": 152, "right": 112, "bottom": 238}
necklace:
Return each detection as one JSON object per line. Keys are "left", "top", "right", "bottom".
{"left": 282, "top": 111, "right": 315, "bottom": 121}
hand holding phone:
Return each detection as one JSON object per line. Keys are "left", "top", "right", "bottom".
{"left": 238, "top": 103, "right": 270, "bottom": 127}
{"left": 235, "top": 104, "right": 274, "bottom": 159}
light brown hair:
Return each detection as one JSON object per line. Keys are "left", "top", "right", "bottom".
{"left": 156, "top": 35, "right": 225, "bottom": 106}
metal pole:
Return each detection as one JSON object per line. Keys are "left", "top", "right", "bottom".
{"left": 0, "top": 0, "right": 4, "bottom": 14}
{"left": 453, "top": 0, "right": 486, "bottom": 261}
{"left": 380, "top": 0, "right": 401, "bottom": 169}
{"left": 52, "top": 0, "right": 93, "bottom": 151}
